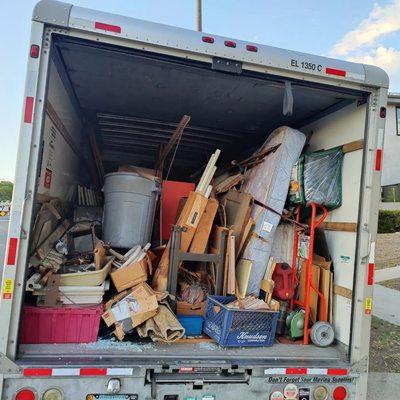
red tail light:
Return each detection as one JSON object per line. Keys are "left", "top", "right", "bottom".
{"left": 332, "top": 386, "right": 348, "bottom": 400}
{"left": 202, "top": 36, "right": 214, "bottom": 43}
{"left": 224, "top": 40, "right": 236, "bottom": 48}
{"left": 246, "top": 44, "right": 258, "bottom": 52}
{"left": 15, "top": 389, "right": 36, "bottom": 400}
{"left": 30, "top": 44, "right": 40, "bottom": 58}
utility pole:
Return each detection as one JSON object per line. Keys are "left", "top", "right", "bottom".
{"left": 196, "top": 0, "right": 202, "bottom": 32}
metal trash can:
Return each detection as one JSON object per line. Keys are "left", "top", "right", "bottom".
{"left": 103, "top": 172, "right": 159, "bottom": 248}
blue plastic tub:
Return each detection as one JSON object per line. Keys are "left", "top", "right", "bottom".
{"left": 203, "top": 295, "right": 279, "bottom": 347}
{"left": 177, "top": 315, "right": 204, "bottom": 336}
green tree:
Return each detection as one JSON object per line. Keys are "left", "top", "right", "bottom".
{"left": 0, "top": 181, "right": 13, "bottom": 202}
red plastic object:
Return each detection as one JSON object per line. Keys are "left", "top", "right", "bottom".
{"left": 161, "top": 181, "right": 195, "bottom": 240}
{"left": 272, "top": 263, "right": 295, "bottom": 300}
{"left": 20, "top": 305, "right": 103, "bottom": 344}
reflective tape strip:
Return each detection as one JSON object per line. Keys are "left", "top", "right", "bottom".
{"left": 346, "top": 72, "right": 365, "bottom": 81}
{"left": 80, "top": 368, "right": 107, "bottom": 376}
{"left": 6, "top": 237, "right": 18, "bottom": 265}
{"left": 369, "top": 242, "right": 376, "bottom": 264}
{"left": 264, "top": 368, "right": 286, "bottom": 375}
{"left": 375, "top": 148, "right": 383, "bottom": 171}
{"left": 286, "top": 368, "right": 307, "bottom": 375}
{"left": 107, "top": 368, "right": 134, "bottom": 376}
{"left": 307, "top": 368, "right": 328, "bottom": 375}
{"left": 368, "top": 263, "right": 374, "bottom": 285}
{"left": 327, "top": 368, "right": 348, "bottom": 376}
{"left": 375, "top": 129, "right": 384, "bottom": 171}
{"left": 23, "top": 368, "right": 134, "bottom": 377}
{"left": 264, "top": 368, "right": 348, "bottom": 375}
{"left": 326, "top": 67, "right": 346, "bottom": 77}
{"left": 94, "top": 21, "right": 121, "bottom": 33}
{"left": 24, "top": 368, "right": 52, "bottom": 377}
{"left": 24, "top": 96, "right": 34, "bottom": 123}
{"left": 368, "top": 242, "right": 375, "bottom": 285}
{"left": 52, "top": 368, "right": 80, "bottom": 376}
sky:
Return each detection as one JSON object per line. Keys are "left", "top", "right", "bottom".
{"left": 1, "top": 0, "right": 400, "bottom": 181}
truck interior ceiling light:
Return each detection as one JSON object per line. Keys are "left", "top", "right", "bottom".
{"left": 332, "top": 386, "right": 348, "bottom": 400}
{"left": 30, "top": 44, "right": 40, "bottom": 58}
{"left": 15, "top": 388, "right": 36, "bottom": 400}
{"left": 42, "top": 388, "right": 63, "bottom": 400}
{"left": 202, "top": 36, "right": 214, "bottom": 43}
{"left": 224, "top": 40, "right": 236, "bottom": 48}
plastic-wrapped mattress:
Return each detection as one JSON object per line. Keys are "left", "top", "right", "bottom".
{"left": 241, "top": 126, "right": 306, "bottom": 295}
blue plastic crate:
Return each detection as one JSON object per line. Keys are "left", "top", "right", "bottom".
{"left": 203, "top": 295, "right": 279, "bottom": 347}
{"left": 177, "top": 315, "right": 204, "bottom": 336}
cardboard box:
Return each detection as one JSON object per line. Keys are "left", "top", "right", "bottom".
{"left": 176, "top": 301, "right": 205, "bottom": 316}
{"left": 313, "top": 254, "right": 332, "bottom": 322}
{"left": 221, "top": 190, "right": 253, "bottom": 251}
{"left": 111, "top": 257, "right": 149, "bottom": 293}
{"left": 102, "top": 283, "right": 158, "bottom": 330}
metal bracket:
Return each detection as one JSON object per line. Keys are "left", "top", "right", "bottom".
{"left": 168, "top": 225, "right": 228, "bottom": 298}
{"left": 0, "top": 353, "right": 20, "bottom": 375}
{"left": 212, "top": 57, "right": 242, "bottom": 74}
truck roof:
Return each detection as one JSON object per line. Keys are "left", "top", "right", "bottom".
{"left": 32, "top": 0, "right": 389, "bottom": 89}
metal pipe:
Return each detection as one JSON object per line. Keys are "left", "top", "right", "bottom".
{"left": 196, "top": 0, "right": 202, "bottom": 31}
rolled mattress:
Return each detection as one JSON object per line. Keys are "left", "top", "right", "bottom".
{"left": 241, "top": 126, "right": 306, "bottom": 295}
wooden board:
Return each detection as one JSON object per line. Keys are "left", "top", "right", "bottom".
{"left": 236, "top": 259, "right": 252, "bottom": 298}
{"left": 342, "top": 139, "right": 364, "bottom": 153}
{"left": 317, "top": 267, "right": 331, "bottom": 322}
{"left": 210, "top": 226, "right": 229, "bottom": 253}
{"left": 37, "top": 222, "right": 69, "bottom": 260}
{"left": 154, "top": 115, "right": 190, "bottom": 171}
{"left": 214, "top": 173, "right": 244, "bottom": 194}
{"left": 329, "top": 272, "right": 333, "bottom": 324}
{"left": 319, "top": 222, "right": 357, "bottom": 232}
{"left": 333, "top": 284, "right": 352, "bottom": 299}
{"left": 298, "top": 260, "right": 320, "bottom": 323}
{"left": 152, "top": 191, "right": 208, "bottom": 291}
{"left": 189, "top": 198, "right": 219, "bottom": 253}
{"left": 227, "top": 235, "right": 236, "bottom": 295}
{"left": 237, "top": 217, "right": 254, "bottom": 259}
{"left": 172, "top": 335, "right": 215, "bottom": 344}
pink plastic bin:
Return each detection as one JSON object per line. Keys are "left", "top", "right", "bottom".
{"left": 20, "top": 304, "right": 103, "bottom": 344}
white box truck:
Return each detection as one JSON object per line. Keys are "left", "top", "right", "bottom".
{"left": 0, "top": 1, "right": 388, "bottom": 399}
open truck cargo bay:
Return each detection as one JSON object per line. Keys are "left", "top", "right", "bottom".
{"left": 0, "top": 1, "right": 388, "bottom": 399}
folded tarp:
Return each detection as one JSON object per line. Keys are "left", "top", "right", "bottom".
{"left": 240, "top": 126, "right": 306, "bottom": 295}
{"left": 290, "top": 147, "right": 344, "bottom": 209}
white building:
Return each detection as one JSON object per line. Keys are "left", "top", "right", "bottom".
{"left": 381, "top": 93, "right": 400, "bottom": 202}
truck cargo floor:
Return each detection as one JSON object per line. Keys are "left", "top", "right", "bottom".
{"left": 18, "top": 340, "right": 348, "bottom": 367}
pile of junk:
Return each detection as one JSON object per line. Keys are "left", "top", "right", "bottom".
{"left": 22, "top": 117, "right": 344, "bottom": 348}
